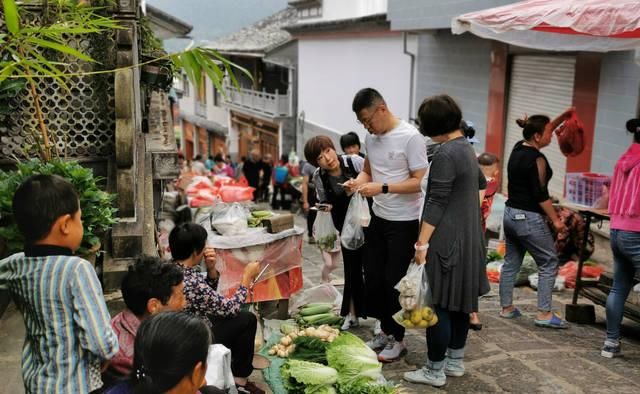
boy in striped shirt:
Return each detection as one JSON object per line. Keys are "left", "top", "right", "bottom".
{"left": 0, "top": 174, "right": 118, "bottom": 393}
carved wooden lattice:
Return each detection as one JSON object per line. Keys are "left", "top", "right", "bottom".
{"left": 0, "top": 11, "right": 117, "bottom": 160}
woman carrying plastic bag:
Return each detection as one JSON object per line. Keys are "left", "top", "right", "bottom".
{"left": 305, "top": 135, "right": 369, "bottom": 330}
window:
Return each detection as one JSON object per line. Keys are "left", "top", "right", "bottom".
{"left": 297, "top": 5, "right": 321, "bottom": 19}
{"left": 197, "top": 72, "right": 207, "bottom": 104}
{"left": 213, "top": 86, "right": 219, "bottom": 106}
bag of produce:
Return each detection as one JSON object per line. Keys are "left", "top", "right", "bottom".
{"left": 340, "top": 192, "right": 367, "bottom": 250}
{"left": 393, "top": 262, "right": 438, "bottom": 329}
{"left": 313, "top": 211, "right": 339, "bottom": 252}
{"left": 210, "top": 203, "right": 249, "bottom": 236}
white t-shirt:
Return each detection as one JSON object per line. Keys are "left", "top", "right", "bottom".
{"left": 365, "top": 120, "right": 428, "bottom": 221}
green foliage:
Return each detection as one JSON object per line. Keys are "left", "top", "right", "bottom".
{"left": 0, "top": 158, "right": 117, "bottom": 256}
{"left": 290, "top": 336, "right": 329, "bottom": 365}
{"left": 170, "top": 46, "right": 252, "bottom": 100}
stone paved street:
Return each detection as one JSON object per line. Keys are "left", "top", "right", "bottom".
{"left": 1, "top": 213, "right": 639, "bottom": 393}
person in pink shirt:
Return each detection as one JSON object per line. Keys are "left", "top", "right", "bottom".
{"left": 601, "top": 118, "right": 640, "bottom": 359}
{"left": 213, "top": 154, "right": 235, "bottom": 178}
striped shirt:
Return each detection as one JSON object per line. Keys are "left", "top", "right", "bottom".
{"left": 0, "top": 248, "right": 118, "bottom": 393}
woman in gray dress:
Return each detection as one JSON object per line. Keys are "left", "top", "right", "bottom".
{"left": 404, "top": 95, "right": 489, "bottom": 387}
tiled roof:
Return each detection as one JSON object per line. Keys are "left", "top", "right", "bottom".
{"left": 204, "top": 8, "right": 297, "bottom": 55}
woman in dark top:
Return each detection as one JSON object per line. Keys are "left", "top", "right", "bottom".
{"left": 404, "top": 95, "right": 489, "bottom": 387}
{"left": 499, "top": 109, "right": 573, "bottom": 329}
{"left": 304, "top": 135, "right": 367, "bottom": 330}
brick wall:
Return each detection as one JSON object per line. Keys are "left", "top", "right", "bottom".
{"left": 415, "top": 31, "right": 492, "bottom": 152}
{"left": 388, "top": 0, "right": 517, "bottom": 30}
{"left": 592, "top": 51, "right": 640, "bottom": 174}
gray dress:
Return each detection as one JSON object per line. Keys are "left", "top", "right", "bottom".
{"left": 423, "top": 137, "right": 490, "bottom": 313}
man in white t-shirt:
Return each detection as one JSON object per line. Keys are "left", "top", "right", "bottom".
{"left": 344, "top": 88, "right": 428, "bottom": 362}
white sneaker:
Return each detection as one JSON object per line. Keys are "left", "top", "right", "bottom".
{"left": 365, "top": 332, "right": 388, "bottom": 351}
{"left": 340, "top": 315, "right": 359, "bottom": 330}
{"left": 377, "top": 336, "right": 406, "bottom": 362}
{"left": 404, "top": 366, "right": 446, "bottom": 387}
{"left": 373, "top": 319, "right": 382, "bottom": 335}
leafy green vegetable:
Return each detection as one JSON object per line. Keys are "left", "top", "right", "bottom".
{"left": 317, "top": 233, "right": 337, "bottom": 251}
{"left": 326, "top": 333, "right": 383, "bottom": 387}
{"left": 281, "top": 359, "right": 337, "bottom": 394}
{"left": 486, "top": 250, "right": 503, "bottom": 262}
{"left": 290, "top": 336, "right": 329, "bottom": 365}
{"left": 336, "top": 379, "right": 397, "bottom": 394}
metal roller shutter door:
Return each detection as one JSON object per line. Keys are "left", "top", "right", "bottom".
{"left": 502, "top": 55, "right": 575, "bottom": 198}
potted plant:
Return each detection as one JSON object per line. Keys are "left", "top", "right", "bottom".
{"left": 0, "top": 158, "right": 117, "bottom": 258}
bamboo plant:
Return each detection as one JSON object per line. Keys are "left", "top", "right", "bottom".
{"left": 0, "top": 0, "right": 251, "bottom": 161}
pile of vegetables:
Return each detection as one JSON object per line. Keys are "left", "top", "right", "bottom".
{"left": 279, "top": 332, "right": 396, "bottom": 394}
{"left": 295, "top": 303, "right": 342, "bottom": 327}
{"left": 248, "top": 210, "right": 273, "bottom": 227}
{"left": 268, "top": 324, "right": 340, "bottom": 359}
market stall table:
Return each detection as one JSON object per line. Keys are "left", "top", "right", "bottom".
{"left": 208, "top": 226, "right": 305, "bottom": 318}
{"left": 561, "top": 204, "right": 612, "bottom": 323}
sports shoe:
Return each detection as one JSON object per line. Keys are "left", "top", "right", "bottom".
{"left": 377, "top": 336, "right": 407, "bottom": 362}
{"left": 444, "top": 348, "right": 465, "bottom": 377}
{"left": 404, "top": 365, "right": 446, "bottom": 387}
{"left": 601, "top": 342, "right": 621, "bottom": 359}
{"left": 373, "top": 319, "right": 382, "bottom": 335}
{"left": 365, "top": 332, "right": 388, "bottom": 351}
{"left": 340, "top": 315, "right": 359, "bottom": 330}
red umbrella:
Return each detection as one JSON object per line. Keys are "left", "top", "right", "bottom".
{"left": 452, "top": 0, "right": 640, "bottom": 52}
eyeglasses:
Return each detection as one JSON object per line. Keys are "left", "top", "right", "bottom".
{"left": 357, "top": 106, "right": 381, "bottom": 126}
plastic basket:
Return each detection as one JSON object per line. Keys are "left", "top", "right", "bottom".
{"left": 564, "top": 172, "right": 611, "bottom": 207}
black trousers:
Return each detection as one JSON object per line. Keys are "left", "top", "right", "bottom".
{"left": 341, "top": 246, "right": 366, "bottom": 318}
{"left": 426, "top": 306, "right": 470, "bottom": 362}
{"left": 306, "top": 188, "right": 318, "bottom": 236}
{"left": 364, "top": 212, "right": 419, "bottom": 341}
{"left": 210, "top": 311, "right": 257, "bottom": 378}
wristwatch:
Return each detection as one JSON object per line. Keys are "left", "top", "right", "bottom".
{"left": 382, "top": 183, "right": 389, "bottom": 194}
{"left": 414, "top": 242, "right": 429, "bottom": 251}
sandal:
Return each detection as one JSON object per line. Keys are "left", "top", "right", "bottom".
{"left": 499, "top": 308, "right": 522, "bottom": 319}
{"left": 534, "top": 313, "right": 569, "bottom": 329}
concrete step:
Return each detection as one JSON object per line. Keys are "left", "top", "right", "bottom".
{"left": 102, "top": 256, "right": 134, "bottom": 292}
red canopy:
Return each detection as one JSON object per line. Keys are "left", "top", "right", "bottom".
{"left": 452, "top": 0, "right": 640, "bottom": 52}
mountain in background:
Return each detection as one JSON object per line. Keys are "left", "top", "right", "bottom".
{"left": 147, "top": 0, "right": 289, "bottom": 51}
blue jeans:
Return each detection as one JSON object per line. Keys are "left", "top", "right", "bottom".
{"left": 605, "top": 229, "right": 640, "bottom": 342}
{"left": 500, "top": 206, "right": 559, "bottom": 312}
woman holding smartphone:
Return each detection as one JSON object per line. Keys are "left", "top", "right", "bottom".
{"left": 304, "top": 135, "right": 367, "bottom": 330}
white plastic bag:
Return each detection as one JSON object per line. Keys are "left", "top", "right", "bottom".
{"left": 211, "top": 203, "right": 248, "bottom": 236}
{"left": 393, "top": 262, "right": 438, "bottom": 329}
{"left": 205, "top": 344, "right": 238, "bottom": 393}
{"left": 288, "top": 283, "right": 343, "bottom": 315}
{"left": 313, "top": 211, "right": 339, "bottom": 252}
{"left": 341, "top": 192, "right": 367, "bottom": 250}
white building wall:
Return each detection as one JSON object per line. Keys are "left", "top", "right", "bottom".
{"left": 592, "top": 50, "right": 640, "bottom": 175}
{"left": 298, "top": 34, "right": 411, "bottom": 143}
{"left": 205, "top": 77, "right": 229, "bottom": 126}
{"left": 303, "top": 0, "right": 387, "bottom": 24}
{"left": 178, "top": 79, "right": 195, "bottom": 116}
